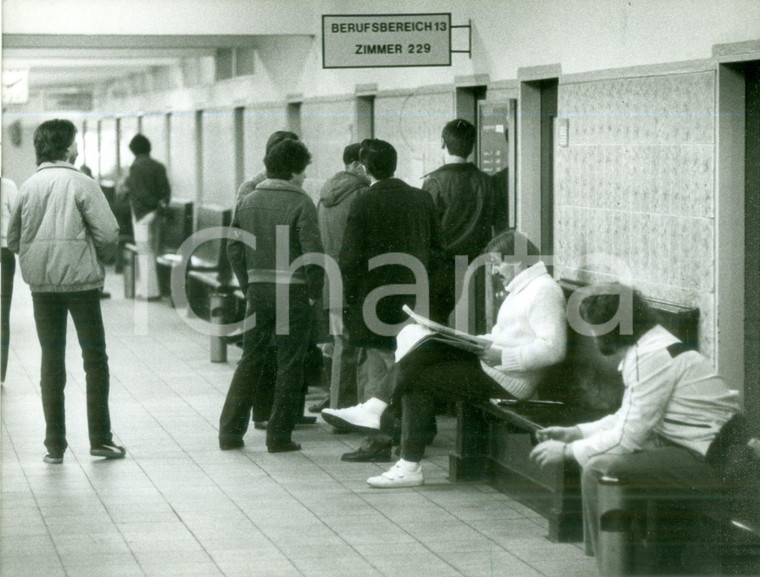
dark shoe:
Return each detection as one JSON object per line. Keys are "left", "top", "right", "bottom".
{"left": 43, "top": 453, "right": 64, "bottom": 464}
{"left": 297, "top": 415, "right": 317, "bottom": 425}
{"left": 308, "top": 397, "right": 329, "bottom": 413}
{"left": 220, "top": 438, "right": 245, "bottom": 450}
{"left": 341, "top": 443, "right": 392, "bottom": 463}
{"left": 267, "top": 441, "right": 301, "bottom": 453}
{"left": 253, "top": 421, "right": 268, "bottom": 430}
{"left": 90, "top": 443, "right": 126, "bottom": 459}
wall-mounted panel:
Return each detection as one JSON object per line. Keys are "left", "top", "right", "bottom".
{"left": 118, "top": 115, "right": 140, "bottom": 175}
{"left": 242, "top": 103, "right": 287, "bottom": 187}
{"left": 140, "top": 113, "right": 169, "bottom": 166}
{"left": 374, "top": 90, "right": 454, "bottom": 188}
{"left": 99, "top": 117, "right": 118, "bottom": 182}
{"left": 554, "top": 70, "right": 716, "bottom": 356}
{"left": 169, "top": 111, "right": 198, "bottom": 202}
{"left": 300, "top": 98, "right": 355, "bottom": 202}
{"left": 201, "top": 108, "right": 236, "bottom": 207}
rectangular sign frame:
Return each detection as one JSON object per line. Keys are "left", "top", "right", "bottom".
{"left": 322, "top": 13, "right": 452, "bottom": 69}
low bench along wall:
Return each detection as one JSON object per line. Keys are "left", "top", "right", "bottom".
{"left": 449, "top": 279, "right": 700, "bottom": 542}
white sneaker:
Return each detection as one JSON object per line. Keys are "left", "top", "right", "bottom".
{"left": 321, "top": 398, "right": 386, "bottom": 432}
{"left": 367, "top": 460, "right": 424, "bottom": 488}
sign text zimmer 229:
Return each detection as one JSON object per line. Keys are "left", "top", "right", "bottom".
{"left": 322, "top": 14, "right": 452, "bottom": 69}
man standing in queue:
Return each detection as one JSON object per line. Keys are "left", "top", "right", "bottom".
{"left": 335, "top": 138, "right": 445, "bottom": 462}
{"left": 219, "top": 139, "right": 324, "bottom": 453}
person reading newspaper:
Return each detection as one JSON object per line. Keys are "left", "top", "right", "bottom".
{"left": 323, "top": 230, "right": 567, "bottom": 487}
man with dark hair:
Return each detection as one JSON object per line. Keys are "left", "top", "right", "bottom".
{"left": 530, "top": 284, "right": 739, "bottom": 560}
{"left": 220, "top": 139, "right": 324, "bottom": 453}
{"left": 236, "top": 131, "right": 299, "bottom": 201}
{"left": 124, "top": 133, "right": 171, "bottom": 300}
{"left": 7, "top": 119, "right": 125, "bottom": 464}
{"left": 324, "top": 138, "right": 446, "bottom": 462}
{"left": 316, "top": 143, "right": 370, "bottom": 411}
{"left": 423, "top": 118, "right": 508, "bottom": 321}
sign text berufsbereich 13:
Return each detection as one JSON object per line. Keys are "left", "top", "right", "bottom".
{"left": 322, "top": 13, "right": 451, "bottom": 68}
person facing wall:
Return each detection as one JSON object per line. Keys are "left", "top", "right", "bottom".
{"left": 317, "top": 142, "right": 370, "bottom": 410}
{"left": 422, "top": 118, "right": 508, "bottom": 322}
{"left": 124, "top": 133, "right": 171, "bottom": 300}
{"left": 6, "top": 118, "right": 125, "bottom": 464}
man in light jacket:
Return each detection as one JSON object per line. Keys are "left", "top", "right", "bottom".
{"left": 7, "top": 119, "right": 126, "bottom": 464}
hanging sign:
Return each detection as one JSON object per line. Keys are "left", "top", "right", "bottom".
{"left": 322, "top": 13, "right": 451, "bottom": 68}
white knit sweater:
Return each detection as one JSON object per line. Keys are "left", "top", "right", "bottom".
{"left": 480, "top": 262, "right": 567, "bottom": 399}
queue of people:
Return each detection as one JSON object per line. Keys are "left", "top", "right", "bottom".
{"left": 3, "top": 117, "right": 749, "bottom": 570}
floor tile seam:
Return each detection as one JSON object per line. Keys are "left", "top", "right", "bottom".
{"left": 289, "top": 450, "right": 474, "bottom": 577}
{"left": 0, "top": 422, "right": 80, "bottom": 576}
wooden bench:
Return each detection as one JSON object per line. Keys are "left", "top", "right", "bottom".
{"left": 155, "top": 199, "right": 194, "bottom": 300}
{"left": 184, "top": 204, "right": 233, "bottom": 319}
{"left": 449, "top": 279, "right": 700, "bottom": 542}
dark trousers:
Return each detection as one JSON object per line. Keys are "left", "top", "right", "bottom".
{"left": 31, "top": 289, "right": 113, "bottom": 455}
{"left": 396, "top": 340, "right": 515, "bottom": 462}
{"left": 1, "top": 247, "right": 16, "bottom": 382}
{"left": 219, "top": 284, "right": 312, "bottom": 446}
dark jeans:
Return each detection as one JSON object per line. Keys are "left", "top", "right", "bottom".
{"left": 396, "top": 340, "right": 515, "bottom": 462}
{"left": 1, "top": 247, "right": 16, "bottom": 382}
{"left": 219, "top": 284, "right": 312, "bottom": 446}
{"left": 31, "top": 289, "right": 114, "bottom": 455}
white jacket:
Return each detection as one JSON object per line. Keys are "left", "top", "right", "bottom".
{"left": 571, "top": 325, "right": 740, "bottom": 466}
{"left": 481, "top": 261, "right": 567, "bottom": 399}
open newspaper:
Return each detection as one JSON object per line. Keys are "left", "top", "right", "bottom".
{"left": 395, "top": 305, "right": 494, "bottom": 361}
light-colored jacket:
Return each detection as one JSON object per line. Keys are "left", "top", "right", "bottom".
{"left": 482, "top": 261, "right": 568, "bottom": 399}
{"left": 571, "top": 325, "right": 740, "bottom": 467}
{"left": 1, "top": 177, "right": 19, "bottom": 248}
{"left": 7, "top": 161, "right": 119, "bottom": 293}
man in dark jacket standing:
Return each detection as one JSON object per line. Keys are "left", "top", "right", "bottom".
{"left": 219, "top": 139, "right": 324, "bottom": 453}
{"left": 7, "top": 119, "right": 125, "bottom": 464}
{"left": 335, "top": 139, "right": 445, "bottom": 461}
{"left": 423, "top": 119, "right": 507, "bottom": 324}
{"left": 125, "top": 134, "right": 171, "bottom": 300}
{"left": 317, "top": 143, "right": 370, "bottom": 410}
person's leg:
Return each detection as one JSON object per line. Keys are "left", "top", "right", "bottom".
{"left": 251, "top": 346, "right": 276, "bottom": 424}
{"left": 67, "top": 290, "right": 115, "bottom": 449}
{"left": 396, "top": 342, "right": 512, "bottom": 464}
{"left": 360, "top": 347, "right": 396, "bottom": 401}
{"left": 219, "top": 289, "right": 274, "bottom": 446}
{"left": 330, "top": 332, "right": 358, "bottom": 409}
{"left": 581, "top": 447, "right": 721, "bottom": 559}
{"left": 1, "top": 248, "right": 16, "bottom": 384}
{"left": 31, "top": 292, "right": 69, "bottom": 457}
{"left": 133, "top": 211, "right": 160, "bottom": 299}
{"left": 266, "top": 286, "right": 311, "bottom": 449}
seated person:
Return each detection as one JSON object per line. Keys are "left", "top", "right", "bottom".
{"left": 529, "top": 284, "right": 740, "bottom": 561}
{"left": 325, "top": 230, "right": 567, "bottom": 486}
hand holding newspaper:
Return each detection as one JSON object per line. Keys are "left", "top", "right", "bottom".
{"left": 395, "top": 305, "right": 495, "bottom": 362}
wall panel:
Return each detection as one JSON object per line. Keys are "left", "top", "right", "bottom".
{"left": 201, "top": 109, "right": 236, "bottom": 207}
{"left": 554, "top": 71, "right": 717, "bottom": 355}
{"left": 242, "top": 103, "right": 287, "bottom": 187}
{"left": 168, "top": 111, "right": 198, "bottom": 202}
{"left": 140, "top": 113, "right": 169, "bottom": 165}
{"left": 374, "top": 90, "right": 454, "bottom": 188}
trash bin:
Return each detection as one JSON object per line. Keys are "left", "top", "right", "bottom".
{"left": 598, "top": 474, "right": 633, "bottom": 576}
{"left": 209, "top": 292, "right": 229, "bottom": 363}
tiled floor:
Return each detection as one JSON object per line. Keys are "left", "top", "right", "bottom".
{"left": 1, "top": 270, "right": 594, "bottom": 577}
